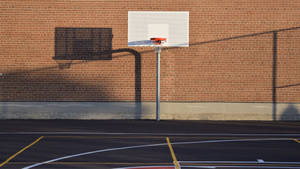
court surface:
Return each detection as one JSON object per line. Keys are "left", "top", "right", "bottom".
{"left": 0, "top": 120, "right": 300, "bottom": 169}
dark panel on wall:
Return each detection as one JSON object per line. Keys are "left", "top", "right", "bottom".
{"left": 54, "top": 28, "right": 113, "bottom": 60}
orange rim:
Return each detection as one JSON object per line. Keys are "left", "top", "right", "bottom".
{"left": 150, "top": 38, "right": 167, "bottom": 44}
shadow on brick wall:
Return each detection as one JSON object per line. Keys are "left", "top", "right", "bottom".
{"left": 0, "top": 72, "right": 104, "bottom": 119}
{"left": 1, "top": 72, "right": 109, "bottom": 101}
{"left": 0, "top": 70, "right": 146, "bottom": 119}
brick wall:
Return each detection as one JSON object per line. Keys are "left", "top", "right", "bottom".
{"left": 1, "top": 0, "right": 299, "bottom": 103}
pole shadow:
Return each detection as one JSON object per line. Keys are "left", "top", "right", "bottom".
{"left": 111, "top": 48, "right": 142, "bottom": 119}
{"left": 272, "top": 32, "right": 277, "bottom": 121}
{"left": 280, "top": 104, "right": 300, "bottom": 120}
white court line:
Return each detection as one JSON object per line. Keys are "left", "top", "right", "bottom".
{"left": 1, "top": 132, "right": 300, "bottom": 136}
{"left": 114, "top": 166, "right": 215, "bottom": 169}
{"left": 23, "top": 138, "right": 294, "bottom": 169}
{"left": 22, "top": 143, "right": 166, "bottom": 169}
{"left": 179, "top": 161, "right": 300, "bottom": 165}
{"left": 183, "top": 166, "right": 300, "bottom": 169}
{"left": 180, "top": 161, "right": 257, "bottom": 164}
{"left": 257, "top": 159, "right": 265, "bottom": 163}
{"left": 113, "top": 166, "right": 178, "bottom": 169}
{"left": 171, "top": 138, "right": 291, "bottom": 145}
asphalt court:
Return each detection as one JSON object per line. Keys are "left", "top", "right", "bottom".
{"left": 0, "top": 120, "right": 300, "bottom": 169}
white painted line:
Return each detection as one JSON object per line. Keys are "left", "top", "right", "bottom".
{"left": 113, "top": 166, "right": 175, "bottom": 169}
{"left": 183, "top": 166, "right": 300, "bottom": 169}
{"left": 264, "top": 162, "right": 300, "bottom": 165}
{"left": 257, "top": 159, "right": 264, "bottom": 163}
{"left": 22, "top": 143, "right": 166, "bottom": 169}
{"left": 179, "top": 161, "right": 300, "bottom": 165}
{"left": 1, "top": 132, "right": 300, "bottom": 137}
{"left": 114, "top": 166, "right": 215, "bottom": 169}
{"left": 179, "top": 161, "right": 257, "bottom": 164}
{"left": 172, "top": 138, "right": 291, "bottom": 146}
{"left": 22, "top": 138, "right": 294, "bottom": 169}
{"left": 183, "top": 167, "right": 216, "bottom": 169}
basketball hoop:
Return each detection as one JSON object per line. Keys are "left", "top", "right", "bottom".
{"left": 150, "top": 37, "right": 167, "bottom": 46}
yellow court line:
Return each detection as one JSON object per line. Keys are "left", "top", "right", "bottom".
{"left": 166, "top": 137, "right": 180, "bottom": 169}
{"left": 9, "top": 162, "right": 172, "bottom": 165}
{"left": 46, "top": 136, "right": 169, "bottom": 139}
{"left": 0, "top": 136, "right": 44, "bottom": 168}
{"left": 45, "top": 136, "right": 234, "bottom": 139}
{"left": 293, "top": 138, "right": 300, "bottom": 144}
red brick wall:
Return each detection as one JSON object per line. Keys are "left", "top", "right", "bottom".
{"left": 1, "top": 0, "right": 299, "bottom": 102}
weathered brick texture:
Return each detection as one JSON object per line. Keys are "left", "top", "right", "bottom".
{"left": 0, "top": 0, "right": 299, "bottom": 102}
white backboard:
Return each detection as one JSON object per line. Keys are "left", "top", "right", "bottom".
{"left": 128, "top": 11, "right": 189, "bottom": 47}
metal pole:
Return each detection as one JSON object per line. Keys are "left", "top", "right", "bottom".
{"left": 155, "top": 46, "right": 161, "bottom": 121}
